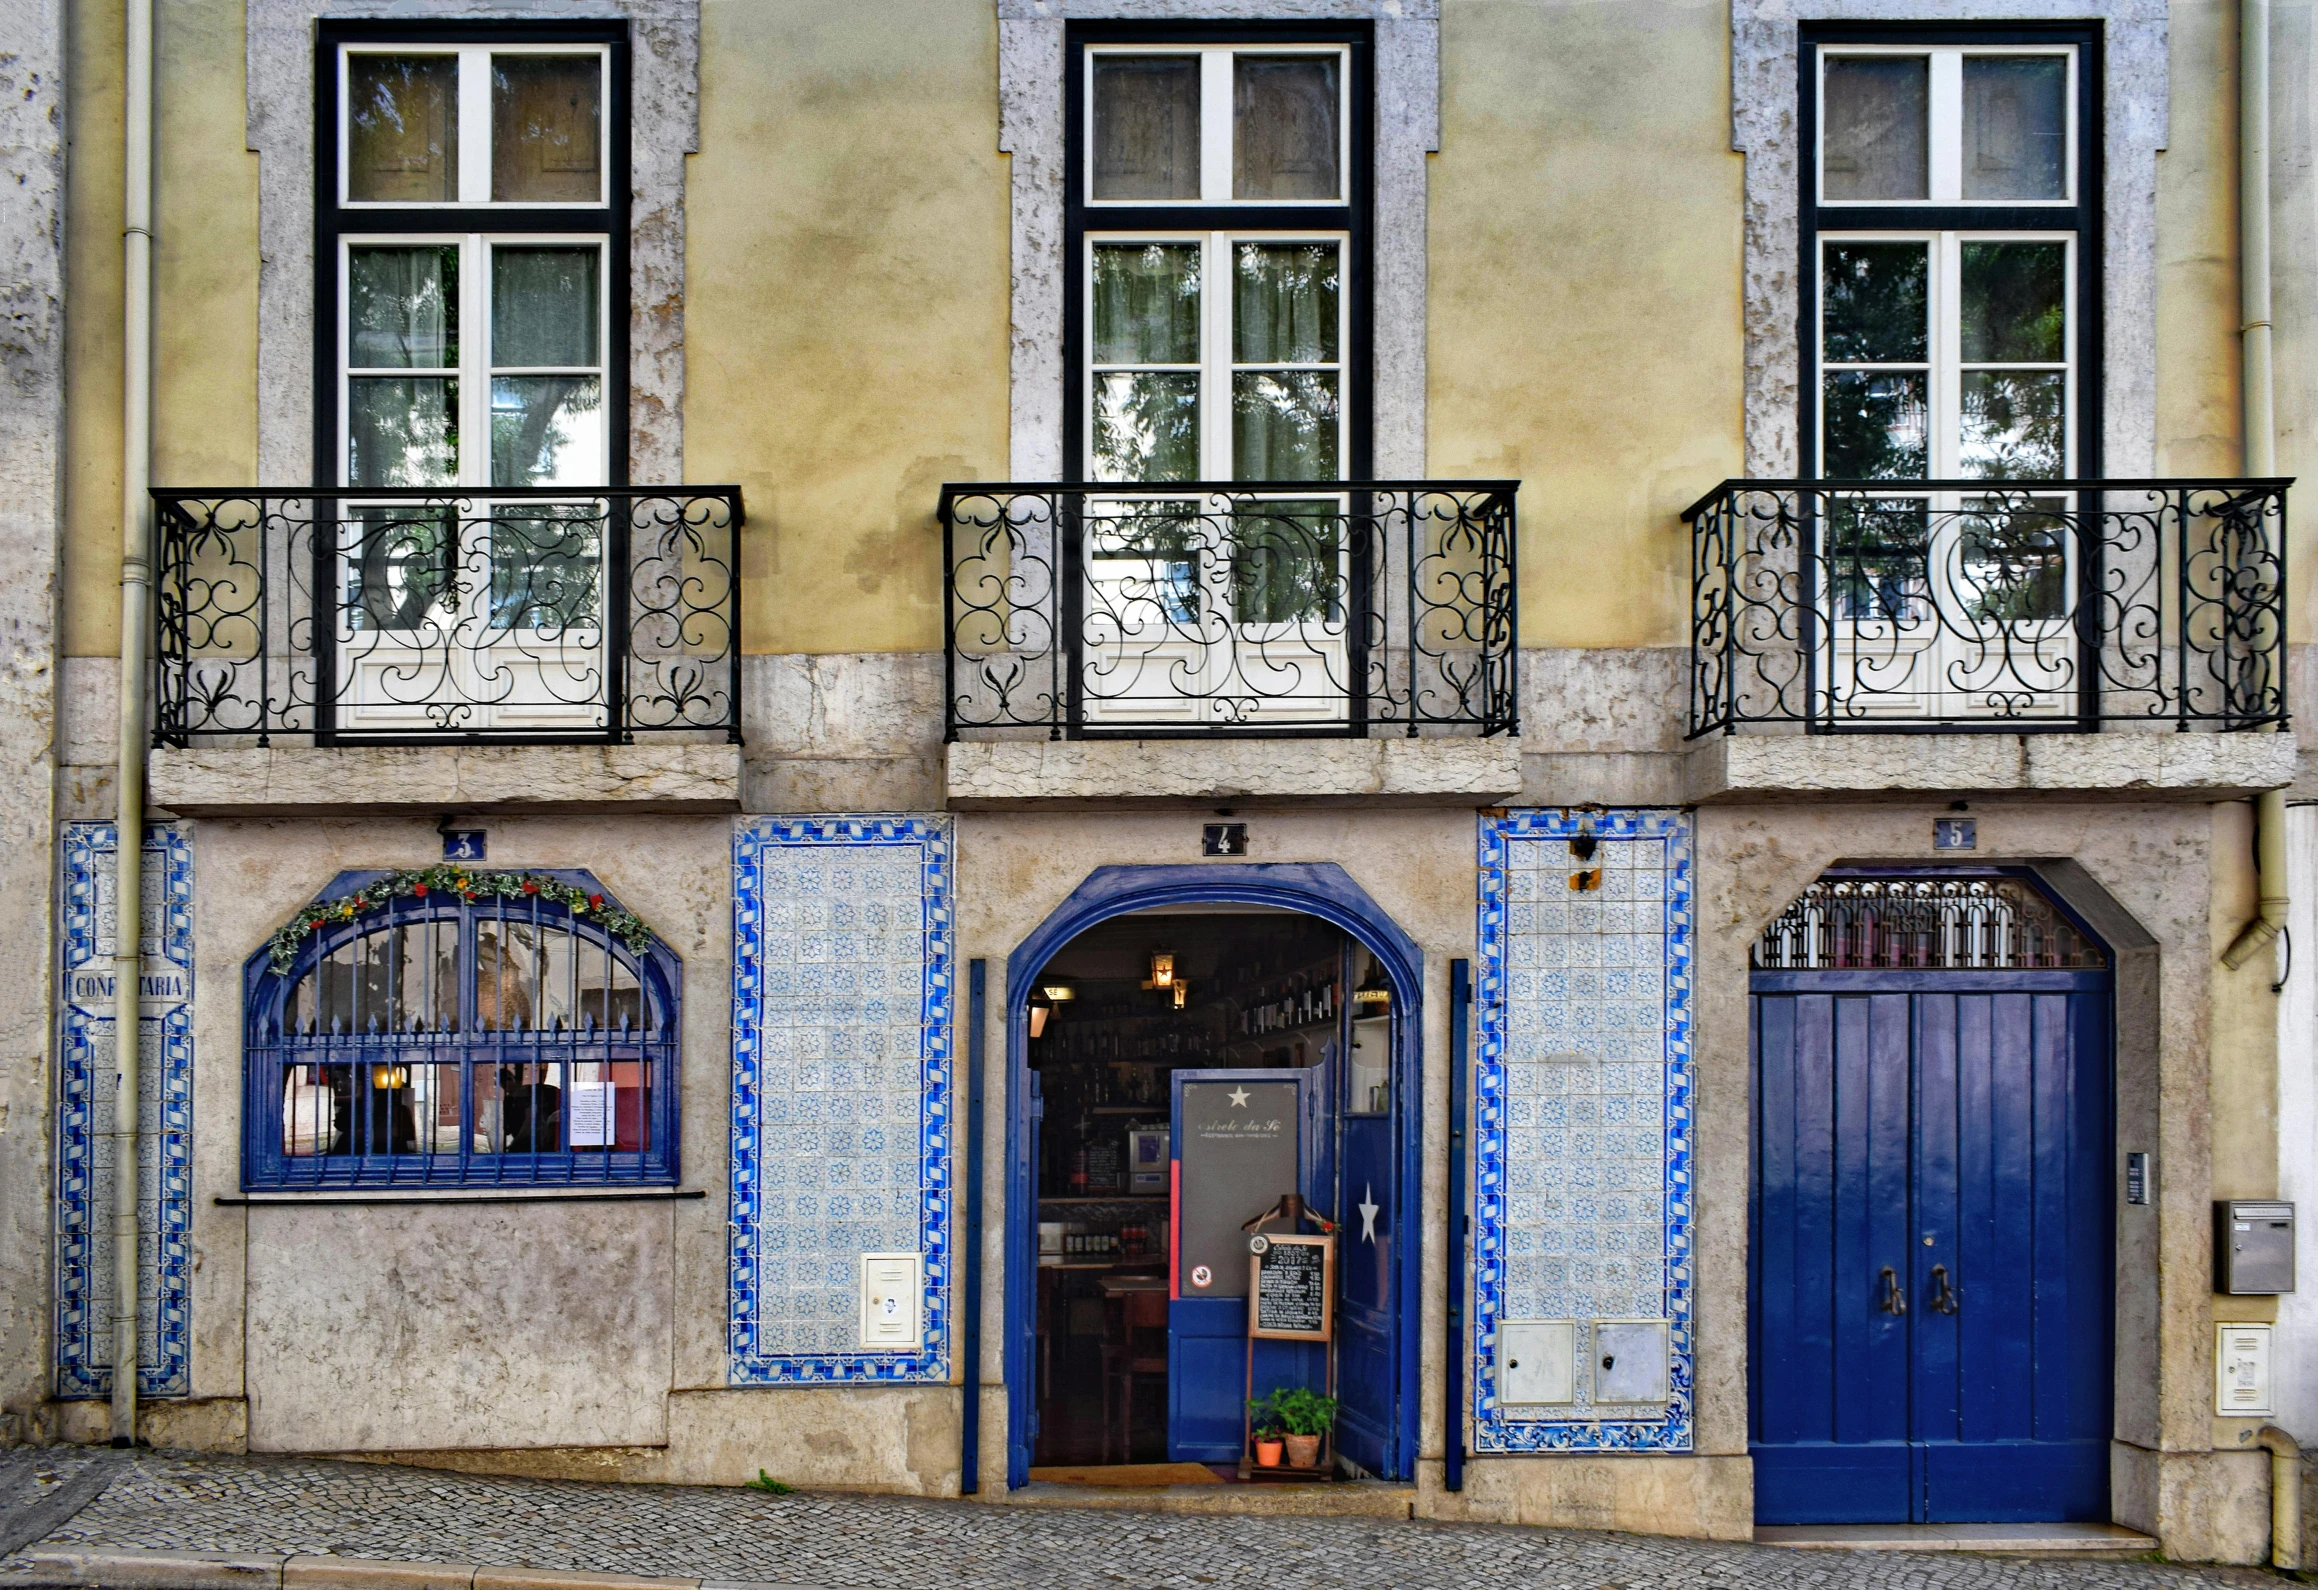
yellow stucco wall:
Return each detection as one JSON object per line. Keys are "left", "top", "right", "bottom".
{"left": 1430, "top": 0, "right": 1745, "bottom": 651}
{"left": 53, "top": 1, "right": 2279, "bottom": 655}
{"left": 65, "top": 0, "right": 260, "bottom": 659}
{"left": 687, "top": 0, "right": 1010, "bottom": 658}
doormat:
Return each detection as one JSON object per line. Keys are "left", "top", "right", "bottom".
{"left": 1028, "top": 1463, "right": 1224, "bottom": 1488}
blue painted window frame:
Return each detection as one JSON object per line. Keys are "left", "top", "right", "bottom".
{"left": 242, "top": 869, "right": 681, "bottom": 1189}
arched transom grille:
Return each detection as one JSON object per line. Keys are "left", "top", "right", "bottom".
{"left": 1752, "top": 876, "right": 2105, "bottom": 971}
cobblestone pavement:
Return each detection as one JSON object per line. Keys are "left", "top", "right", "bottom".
{"left": 0, "top": 1451, "right": 2291, "bottom": 1590}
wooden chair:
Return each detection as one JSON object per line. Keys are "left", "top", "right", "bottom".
{"left": 1103, "top": 1290, "right": 1169, "bottom": 1464}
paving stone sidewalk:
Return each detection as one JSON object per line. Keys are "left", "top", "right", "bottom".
{"left": 0, "top": 1451, "right": 2290, "bottom": 1590}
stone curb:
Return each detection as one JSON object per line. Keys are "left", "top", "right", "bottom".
{"left": 5, "top": 1550, "right": 820, "bottom": 1590}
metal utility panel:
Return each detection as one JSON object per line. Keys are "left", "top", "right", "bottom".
{"left": 1497, "top": 1320, "right": 1576, "bottom": 1409}
{"left": 2215, "top": 1200, "right": 2296, "bottom": 1295}
{"left": 1593, "top": 1319, "right": 1670, "bottom": 1404}
{"left": 2217, "top": 1323, "right": 2275, "bottom": 1417}
{"left": 860, "top": 1252, "right": 924, "bottom": 1350}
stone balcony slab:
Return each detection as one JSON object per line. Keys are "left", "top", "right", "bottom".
{"left": 944, "top": 735, "right": 1523, "bottom": 808}
{"left": 150, "top": 743, "right": 742, "bottom": 816}
{"left": 1684, "top": 730, "right": 2298, "bottom": 803}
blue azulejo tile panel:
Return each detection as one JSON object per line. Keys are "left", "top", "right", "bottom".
{"left": 1473, "top": 809, "right": 1692, "bottom": 1452}
{"left": 728, "top": 817, "right": 953, "bottom": 1384}
{"left": 55, "top": 823, "right": 194, "bottom": 1399}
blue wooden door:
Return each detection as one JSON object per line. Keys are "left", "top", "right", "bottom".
{"left": 1334, "top": 1000, "right": 1399, "bottom": 1477}
{"left": 1751, "top": 970, "right": 2111, "bottom": 1524}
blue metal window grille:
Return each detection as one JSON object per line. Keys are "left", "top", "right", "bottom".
{"left": 243, "top": 870, "right": 679, "bottom": 1189}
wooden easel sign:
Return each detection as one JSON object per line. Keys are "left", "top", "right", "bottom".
{"left": 1247, "top": 1231, "right": 1333, "bottom": 1342}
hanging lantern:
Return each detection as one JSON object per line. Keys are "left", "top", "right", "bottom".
{"left": 1568, "top": 818, "right": 1602, "bottom": 892}
{"left": 1143, "top": 950, "right": 1175, "bottom": 990}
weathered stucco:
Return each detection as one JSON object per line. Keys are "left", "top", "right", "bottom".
{"left": 946, "top": 736, "right": 1524, "bottom": 806}
{"left": 150, "top": 744, "right": 743, "bottom": 815}
{"left": 0, "top": 0, "right": 65, "bottom": 1433}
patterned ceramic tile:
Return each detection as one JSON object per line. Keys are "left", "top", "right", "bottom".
{"left": 55, "top": 823, "right": 194, "bottom": 1399}
{"left": 728, "top": 817, "right": 952, "bottom": 1383}
{"left": 1472, "top": 810, "right": 1692, "bottom": 1452}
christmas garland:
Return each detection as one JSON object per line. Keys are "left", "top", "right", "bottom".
{"left": 267, "top": 865, "right": 653, "bottom": 974}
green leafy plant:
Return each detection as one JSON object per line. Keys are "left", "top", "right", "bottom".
{"left": 266, "top": 866, "right": 654, "bottom": 974}
{"left": 1254, "top": 1386, "right": 1337, "bottom": 1437}
{"left": 746, "top": 1469, "right": 794, "bottom": 1494}
{"left": 1246, "top": 1393, "right": 1285, "bottom": 1437}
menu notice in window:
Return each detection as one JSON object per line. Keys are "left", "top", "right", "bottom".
{"left": 567, "top": 1082, "right": 616, "bottom": 1147}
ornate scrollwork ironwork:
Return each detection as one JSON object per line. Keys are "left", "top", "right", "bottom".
{"left": 939, "top": 481, "right": 1518, "bottom": 738}
{"left": 1684, "top": 479, "right": 2287, "bottom": 735}
{"left": 153, "top": 487, "right": 742, "bottom": 745}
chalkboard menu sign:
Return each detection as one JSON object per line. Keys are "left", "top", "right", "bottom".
{"left": 1249, "top": 1233, "right": 1333, "bottom": 1341}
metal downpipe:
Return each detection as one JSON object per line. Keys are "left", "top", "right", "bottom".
{"left": 109, "top": 0, "right": 156, "bottom": 1448}
{"left": 2259, "top": 1425, "right": 2305, "bottom": 1571}
{"left": 2222, "top": 0, "right": 2286, "bottom": 976}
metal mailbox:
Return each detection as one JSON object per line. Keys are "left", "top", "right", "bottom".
{"left": 2215, "top": 1200, "right": 2296, "bottom": 1295}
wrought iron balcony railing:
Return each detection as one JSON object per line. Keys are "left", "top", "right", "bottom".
{"left": 1683, "top": 479, "right": 2289, "bottom": 736}
{"left": 153, "top": 487, "right": 742, "bottom": 745}
{"left": 940, "top": 482, "right": 1518, "bottom": 739}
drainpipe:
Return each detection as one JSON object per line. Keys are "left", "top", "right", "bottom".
{"left": 2258, "top": 1425, "right": 2304, "bottom": 1570}
{"left": 109, "top": 0, "right": 156, "bottom": 1449}
{"left": 2222, "top": 0, "right": 2288, "bottom": 976}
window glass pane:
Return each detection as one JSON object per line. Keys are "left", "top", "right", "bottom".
{"left": 492, "top": 376, "right": 603, "bottom": 487}
{"left": 1232, "top": 370, "right": 1338, "bottom": 481}
{"left": 492, "top": 53, "right": 602, "bottom": 203}
{"left": 1093, "top": 56, "right": 1200, "bottom": 200}
{"left": 1821, "top": 56, "right": 1928, "bottom": 201}
{"left": 1093, "top": 371, "right": 1201, "bottom": 482}
{"left": 1822, "top": 370, "right": 1928, "bottom": 478}
{"left": 1962, "top": 56, "right": 2066, "bottom": 201}
{"left": 1234, "top": 55, "right": 1340, "bottom": 201}
{"left": 1960, "top": 242, "right": 2065, "bottom": 362}
{"left": 350, "top": 247, "right": 457, "bottom": 368}
{"left": 1231, "top": 500, "right": 1340, "bottom": 623}
{"left": 347, "top": 377, "right": 458, "bottom": 487}
{"left": 1826, "top": 498, "right": 1930, "bottom": 621}
{"left": 1956, "top": 497, "right": 2069, "bottom": 620}
{"left": 347, "top": 53, "right": 458, "bottom": 203}
{"left": 1092, "top": 244, "right": 1200, "bottom": 364}
{"left": 492, "top": 247, "right": 600, "bottom": 367}
{"left": 1234, "top": 243, "right": 1338, "bottom": 364}
{"left": 477, "top": 1061, "right": 565, "bottom": 1152}
{"left": 1960, "top": 370, "right": 2065, "bottom": 478}
{"left": 1088, "top": 505, "right": 1202, "bottom": 627}
{"left": 489, "top": 507, "right": 603, "bottom": 631}
{"left": 345, "top": 507, "right": 455, "bottom": 631}
{"left": 1822, "top": 243, "right": 1927, "bottom": 363}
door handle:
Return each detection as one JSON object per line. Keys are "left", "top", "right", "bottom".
{"left": 1879, "top": 1265, "right": 1908, "bottom": 1315}
{"left": 1929, "top": 1263, "right": 1960, "bottom": 1315}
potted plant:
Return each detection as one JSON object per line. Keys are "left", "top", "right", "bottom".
{"left": 1247, "top": 1392, "right": 1285, "bottom": 1468}
{"left": 1270, "top": 1387, "right": 1338, "bottom": 1470}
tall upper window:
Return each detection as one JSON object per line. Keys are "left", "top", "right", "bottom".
{"left": 1803, "top": 32, "right": 2096, "bottom": 481}
{"left": 1070, "top": 32, "right": 1368, "bottom": 485}
{"left": 319, "top": 25, "right": 630, "bottom": 492}
{"left": 243, "top": 870, "right": 680, "bottom": 1189}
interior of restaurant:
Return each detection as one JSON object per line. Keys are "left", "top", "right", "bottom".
{"left": 1025, "top": 906, "right": 1390, "bottom": 1471}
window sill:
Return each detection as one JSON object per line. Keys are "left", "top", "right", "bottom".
{"left": 219, "top": 1187, "right": 707, "bottom": 1206}
{"left": 1683, "top": 729, "right": 2299, "bottom": 802}
{"left": 151, "top": 741, "right": 741, "bottom": 814}
{"left": 943, "top": 734, "right": 1523, "bottom": 808}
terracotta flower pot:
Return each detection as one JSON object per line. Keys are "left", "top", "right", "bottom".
{"left": 1255, "top": 1438, "right": 1284, "bottom": 1467}
{"left": 1283, "top": 1433, "right": 1321, "bottom": 1469}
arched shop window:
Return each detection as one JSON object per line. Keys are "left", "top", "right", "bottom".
{"left": 243, "top": 868, "right": 679, "bottom": 1188}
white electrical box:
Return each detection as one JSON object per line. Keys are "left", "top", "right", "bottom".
{"left": 860, "top": 1252, "right": 924, "bottom": 1350}
{"left": 1497, "top": 1320, "right": 1576, "bottom": 1409}
{"left": 2216, "top": 1322, "right": 2274, "bottom": 1416}
{"left": 1593, "top": 1319, "right": 1671, "bottom": 1404}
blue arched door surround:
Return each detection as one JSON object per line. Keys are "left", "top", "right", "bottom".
{"left": 1001, "top": 863, "right": 1426, "bottom": 1487}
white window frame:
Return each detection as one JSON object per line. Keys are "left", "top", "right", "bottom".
{"left": 337, "top": 231, "right": 613, "bottom": 491}
{"left": 1815, "top": 229, "right": 2078, "bottom": 479}
{"left": 1082, "top": 229, "right": 1350, "bottom": 482}
{"left": 337, "top": 42, "right": 613, "bottom": 210}
{"left": 1816, "top": 43, "right": 2079, "bottom": 210}
{"left": 1082, "top": 42, "right": 1352, "bottom": 210}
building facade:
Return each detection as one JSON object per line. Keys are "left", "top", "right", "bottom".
{"left": 1, "top": 0, "right": 2314, "bottom": 1563}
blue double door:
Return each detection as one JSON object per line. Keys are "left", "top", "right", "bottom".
{"left": 1751, "top": 972, "right": 2112, "bottom": 1524}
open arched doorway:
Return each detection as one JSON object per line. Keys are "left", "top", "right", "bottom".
{"left": 1002, "top": 864, "right": 1424, "bottom": 1489}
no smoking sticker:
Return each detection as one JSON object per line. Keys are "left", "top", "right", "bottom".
{"left": 1190, "top": 1264, "right": 1213, "bottom": 1289}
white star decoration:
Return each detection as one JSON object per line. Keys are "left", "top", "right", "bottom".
{"left": 1226, "top": 1086, "right": 1251, "bottom": 1108}
{"left": 1358, "top": 1184, "right": 1379, "bottom": 1244}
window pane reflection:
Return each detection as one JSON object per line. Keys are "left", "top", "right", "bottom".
{"left": 1234, "top": 55, "right": 1339, "bottom": 200}
{"left": 1093, "top": 56, "right": 1200, "bottom": 200}
{"left": 492, "top": 54, "right": 603, "bottom": 203}
{"left": 1822, "top": 56, "right": 1928, "bottom": 201}
{"left": 347, "top": 54, "right": 458, "bottom": 203}
{"left": 1963, "top": 56, "right": 2066, "bottom": 201}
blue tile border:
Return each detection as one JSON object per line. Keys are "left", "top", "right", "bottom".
{"left": 55, "top": 822, "right": 194, "bottom": 1400}
{"left": 1472, "top": 809, "right": 1692, "bottom": 1452}
{"left": 728, "top": 816, "right": 953, "bottom": 1384}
